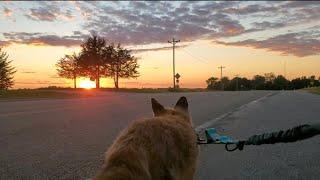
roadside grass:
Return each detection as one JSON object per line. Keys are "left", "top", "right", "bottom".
{"left": 37, "top": 87, "right": 208, "bottom": 93}
{"left": 0, "top": 88, "right": 208, "bottom": 101}
{"left": 0, "top": 89, "right": 94, "bottom": 101}
{"left": 98, "top": 87, "right": 208, "bottom": 93}
{"left": 305, "top": 87, "right": 320, "bottom": 95}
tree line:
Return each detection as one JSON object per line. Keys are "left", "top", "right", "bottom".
{"left": 56, "top": 35, "right": 139, "bottom": 89}
{"left": 206, "top": 73, "right": 320, "bottom": 91}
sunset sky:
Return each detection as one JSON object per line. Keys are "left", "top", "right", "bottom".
{"left": 0, "top": 1, "right": 319, "bottom": 89}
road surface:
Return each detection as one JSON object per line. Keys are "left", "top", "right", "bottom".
{"left": 0, "top": 91, "right": 319, "bottom": 179}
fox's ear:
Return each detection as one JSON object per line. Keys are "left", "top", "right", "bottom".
{"left": 175, "top": 96, "right": 188, "bottom": 111}
{"left": 151, "top": 98, "right": 165, "bottom": 116}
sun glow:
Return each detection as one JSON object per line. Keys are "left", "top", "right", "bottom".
{"left": 79, "top": 80, "right": 96, "bottom": 89}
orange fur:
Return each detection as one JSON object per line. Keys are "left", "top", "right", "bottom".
{"left": 94, "top": 97, "right": 199, "bottom": 180}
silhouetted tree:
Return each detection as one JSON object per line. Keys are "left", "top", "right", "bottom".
{"left": 264, "top": 72, "right": 276, "bottom": 89}
{"left": 56, "top": 52, "right": 81, "bottom": 88}
{"left": 79, "top": 35, "right": 109, "bottom": 88}
{"left": 206, "top": 77, "right": 219, "bottom": 89}
{"left": 252, "top": 75, "right": 266, "bottom": 90}
{"left": 206, "top": 73, "right": 319, "bottom": 91}
{"left": 220, "top": 77, "right": 230, "bottom": 90}
{"left": 0, "top": 48, "right": 16, "bottom": 90}
{"left": 273, "top": 75, "right": 290, "bottom": 90}
{"left": 107, "top": 44, "right": 139, "bottom": 89}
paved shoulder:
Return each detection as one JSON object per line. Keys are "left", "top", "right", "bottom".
{"left": 196, "top": 91, "right": 320, "bottom": 179}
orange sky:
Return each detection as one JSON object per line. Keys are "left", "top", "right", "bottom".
{"left": 6, "top": 40, "right": 320, "bottom": 89}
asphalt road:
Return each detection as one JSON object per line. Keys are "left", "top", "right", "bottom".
{"left": 0, "top": 91, "right": 319, "bottom": 179}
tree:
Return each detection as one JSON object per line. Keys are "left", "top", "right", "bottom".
{"left": 56, "top": 52, "right": 81, "bottom": 88}
{"left": 273, "top": 75, "right": 289, "bottom": 90}
{"left": 264, "top": 73, "right": 276, "bottom": 89}
{"left": 107, "top": 44, "right": 139, "bottom": 89}
{"left": 220, "top": 76, "right": 230, "bottom": 90}
{"left": 206, "top": 77, "right": 219, "bottom": 90}
{"left": 79, "top": 35, "right": 109, "bottom": 88}
{"left": 252, "top": 75, "right": 266, "bottom": 90}
{"left": 0, "top": 48, "right": 16, "bottom": 90}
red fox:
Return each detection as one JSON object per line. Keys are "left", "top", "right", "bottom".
{"left": 94, "top": 97, "right": 199, "bottom": 180}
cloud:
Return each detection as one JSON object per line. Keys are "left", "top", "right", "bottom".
{"left": 70, "top": 1, "right": 94, "bottom": 19}
{"left": 221, "top": 4, "right": 278, "bottom": 15}
{"left": 21, "top": 71, "right": 36, "bottom": 74}
{"left": 82, "top": 1, "right": 320, "bottom": 46}
{"left": 83, "top": 2, "right": 261, "bottom": 45}
{"left": 252, "top": 21, "right": 286, "bottom": 29}
{"left": 2, "top": 31, "right": 88, "bottom": 47}
{"left": 15, "top": 81, "right": 66, "bottom": 85}
{"left": 25, "top": 2, "right": 74, "bottom": 21}
{"left": 3, "top": 7, "right": 12, "bottom": 17}
{"left": 131, "top": 45, "right": 188, "bottom": 53}
{"left": 0, "top": 40, "right": 10, "bottom": 47}
{"left": 214, "top": 32, "right": 320, "bottom": 57}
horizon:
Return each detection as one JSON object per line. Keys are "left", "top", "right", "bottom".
{"left": 0, "top": 1, "right": 319, "bottom": 89}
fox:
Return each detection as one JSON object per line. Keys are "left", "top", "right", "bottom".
{"left": 94, "top": 96, "right": 199, "bottom": 180}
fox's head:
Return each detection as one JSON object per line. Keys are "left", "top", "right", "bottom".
{"left": 151, "top": 96, "right": 192, "bottom": 125}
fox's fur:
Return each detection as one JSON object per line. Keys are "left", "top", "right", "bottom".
{"left": 94, "top": 97, "right": 199, "bottom": 180}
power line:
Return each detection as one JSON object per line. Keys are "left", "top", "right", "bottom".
{"left": 179, "top": 48, "right": 209, "bottom": 64}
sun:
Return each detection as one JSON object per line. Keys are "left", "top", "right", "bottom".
{"left": 79, "top": 79, "right": 96, "bottom": 89}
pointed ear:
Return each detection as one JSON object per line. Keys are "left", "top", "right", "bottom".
{"left": 175, "top": 96, "right": 188, "bottom": 111}
{"left": 151, "top": 98, "right": 165, "bottom": 116}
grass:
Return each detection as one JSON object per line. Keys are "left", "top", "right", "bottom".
{"left": 98, "top": 87, "right": 208, "bottom": 93}
{"left": 0, "top": 89, "right": 94, "bottom": 101}
{"left": 0, "top": 88, "right": 208, "bottom": 101}
{"left": 305, "top": 87, "right": 320, "bottom": 95}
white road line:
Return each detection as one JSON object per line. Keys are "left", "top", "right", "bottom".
{"left": 195, "top": 92, "right": 277, "bottom": 132}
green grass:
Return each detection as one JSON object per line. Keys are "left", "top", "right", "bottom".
{"left": 306, "top": 87, "right": 320, "bottom": 95}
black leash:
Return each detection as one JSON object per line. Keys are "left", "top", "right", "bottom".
{"left": 197, "top": 123, "right": 320, "bottom": 152}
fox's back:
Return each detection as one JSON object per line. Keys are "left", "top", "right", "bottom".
{"left": 94, "top": 97, "right": 199, "bottom": 180}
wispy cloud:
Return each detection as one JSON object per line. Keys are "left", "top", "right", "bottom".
{"left": 131, "top": 45, "right": 188, "bottom": 53}
{"left": 25, "top": 2, "right": 74, "bottom": 22}
{"left": 2, "top": 31, "right": 88, "bottom": 47}
{"left": 0, "top": 1, "right": 319, "bottom": 57}
{"left": 3, "top": 7, "right": 12, "bottom": 17}
{"left": 214, "top": 32, "right": 320, "bottom": 57}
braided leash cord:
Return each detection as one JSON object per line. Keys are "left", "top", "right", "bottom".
{"left": 228, "top": 123, "right": 320, "bottom": 151}
{"left": 198, "top": 123, "right": 320, "bottom": 152}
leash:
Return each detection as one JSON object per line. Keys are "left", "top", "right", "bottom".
{"left": 197, "top": 123, "right": 320, "bottom": 152}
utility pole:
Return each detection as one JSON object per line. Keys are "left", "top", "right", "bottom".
{"left": 218, "top": 66, "right": 225, "bottom": 80}
{"left": 218, "top": 66, "right": 226, "bottom": 90}
{"left": 168, "top": 37, "right": 180, "bottom": 89}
